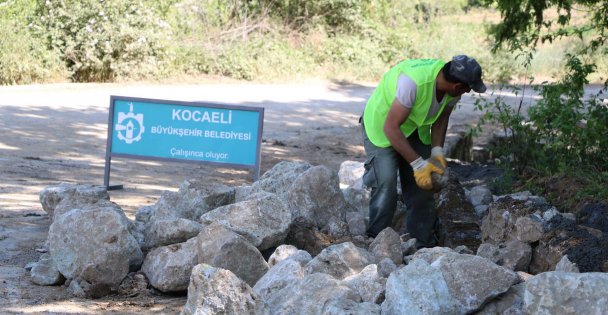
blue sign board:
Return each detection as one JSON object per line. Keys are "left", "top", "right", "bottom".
{"left": 104, "top": 96, "right": 264, "bottom": 189}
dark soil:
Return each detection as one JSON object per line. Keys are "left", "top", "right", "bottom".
{"left": 578, "top": 202, "right": 608, "bottom": 233}
{"left": 545, "top": 215, "right": 608, "bottom": 272}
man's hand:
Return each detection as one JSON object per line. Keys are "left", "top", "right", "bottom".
{"left": 411, "top": 157, "right": 445, "bottom": 190}
{"left": 429, "top": 146, "right": 447, "bottom": 169}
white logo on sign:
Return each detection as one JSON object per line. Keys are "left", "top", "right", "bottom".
{"left": 115, "top": 103, "right": 145, "bottom": 144}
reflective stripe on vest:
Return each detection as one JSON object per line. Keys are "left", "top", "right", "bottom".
{"left": 363, "top": 59, "right": 454, "bottom": 146}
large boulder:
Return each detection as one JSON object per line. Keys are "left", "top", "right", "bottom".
{"left": 341, "top": 264, "right": 385, "bottom": 304}
{"left": 368, "top": 227, "right": 402, "bottom": 265}
{"left": 338, "top": 160, "right": 364, "bottom": 188}
{"left": 143, "top": 218, "right": 203, "bottom": 249}
{"left": 382, "top": 259, "right": 459, "bottom": 315}
{"left": 197, "top": 223, "right": 268, "bottom": 287}
{"left": 476, "top": 283, "right": 526, "bottom": 315}
{"left": 48, "top": 205, "right": 143, "bottom": 296}
{"left": 152, "top": 180, "right": 236, "bottom": 221}
{"left": 200, "top": 192, "right": 291, "bottom": 250}
{"left": 387, "top": 247, "right": 520, "bottom": 314}
{"left": 287, "top": 165, "right": 348, "bottom": 230}
{"left": 181, "top": 264, "right": 269, "bottom": 315}
{"left": 251, "top": 161, "right": 312, "bottom": 202}
{"left": 265, "top": 273, "right": 360, "bottom": 315}
{"left": 39, "top": 184, "right": 109, "bottom": 219}
{"left": 306, "top": 242, "right": 374, "bottom": 280}
{"left": 253, "top": 259, "right": 307, "bottom": 301}
{"left": 481, "top": 196, "right": 546, "bottom": 245}
{"left": 141, "top": 237, "right": 198, "bottom": 293}
{"left": 524, "top": 272, "right": 608, "bottom": 315}
{"left": 267, "top": 245, "right": 312, "bottom": 267}
{"left": 476, "top": 240, "right": 532, "bottom": 272}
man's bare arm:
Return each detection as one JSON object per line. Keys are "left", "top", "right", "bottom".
{"left": 383, "top": 99, "right": 419, "bottom": 163}
{"left": 431, "top": 105, "right": 453, "bottom": 148}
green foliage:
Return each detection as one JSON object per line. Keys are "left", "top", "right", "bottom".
{"left": 485, "top": 0, "right": 608, "bottom": 53}
{"left": 0, "top": 0, "right": 66, "bottom": 84}
{"left": 476, "top": 0, "right": 608, "bottom": 203}
{"left": 32, "top": 0, "right": 171, "bottom": 82}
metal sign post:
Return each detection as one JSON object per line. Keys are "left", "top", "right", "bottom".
{"left": 103, "top": 96, "right": 264, "bottom": 190}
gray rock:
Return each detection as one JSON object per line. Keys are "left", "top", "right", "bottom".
{"left": 67, "top": 279, "right": 86, "bottom": 298}
{"left": 377, "top": 257, "right": 397, "bottom": 278}
{"left": 141, "top": 237, "right": 198, "bottom": 292}
{"left": 130, "top": 221, "right": 146, "bottom": 247}
{"left": 180, "top": 179, "right": 235, "bottom": 209}
{"left": 253, "top": 259, "right": 306, "bottom": 300}
{"left": 475, "top": 205, "right": 489, "bottom": 218}
{"left": 542, "top": 207, "right": 560, "bottom": 222}
{"left": 153, "top": 181, "right": 236, "bottom": 221}
{"left": 306, "top": 242, "right": 374, "bottom": 280}
{"left": 525, "top": 272, "right": 608, "bottom": 315}
{"left": 476, "top": 243, "right": 501, "bottom": 264}
{"left": 234, "top": 185, "right": 254, "bottom": 202}
{"left": 341, "top": 264, "right": 385, "bottom": 303}
{"left": 382, "top": 259, "right": 459, "bottom": 315}
{"left": 477, "top": 241, "right": 532, "bottom": 272}
{"left": 468, "top": 185, "right": 493, "bottom": 206}
{"left": 265, "top": 273, "right": 360, "bottom": 315}
{"left": 401, "top": 238, "right": 418, "bottom": 257}
{"left": 454, "top": 245, "right": 474, "bottom": 255}
{"left": 322, "top": 298, "right": 381, "bottom": 315}
{"left": 287, "top": 165, "right": 347, "bottom": 229}
{"left": 181, "top": 264, "right": 268, "bottom": 315}
{"left": 515, "top": 216, "right": 544, "bottom": 243}
{"left": 342, "top": 185, "right": 370, "bottom": 217}
{"left": 346, "top": 211, "right": 367, "bottom": 236}
{"left": 476, "top": 283, "right": 526, "bottom": 315}
{"left": 268, "top": 245, "right": 311, "bottom": 268}
{"left": 200, "top": 192, "right": 291, "bottom": 250}
{"left": 145, "top": 218, "right": 203, "bottom": 248}
{"left": 134, "top": 205, "right": 155, "bottom": 223}
{"left": 24, "top": 261, "right": 37, "bottom": 271}
{"left": 39, "top": 183, "right": 108, "bottom": 219}
{"left": 555, "top": 255, "right": 580, "bottom": 273}
{"left": 338, "top": 160, "right": 364, "bottom": 188}
{"left": 197, "top": 223, "right": 268, "bottom": 287}
{"left": 481, "top": 197, "right": 541, "bottom": 245}
{"left": 251, "top": 161, "right": 312, "bottom": 202}
{"left": 500, "top": 240, "right": 533, "bottom": 271}
{"left": 410, "top": 247, "right": 520, "bottom": 313}
{"left": 322, "top": 216, "right": 350, "bottom": 238}
{"left": 30, "top": 254, "right": 65, "bottom": 286}
{"left": 48, "top": 205, "right": 142, "bottom": 294}
{"left": 369, "top": 227, "right": 402, "bottom": 265}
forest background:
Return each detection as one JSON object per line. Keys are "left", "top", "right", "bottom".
{"left": 1, "top": 0, "right": 607, "bottom": 208}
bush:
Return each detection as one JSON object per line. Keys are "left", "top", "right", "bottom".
{"left": 0, "top": 1, "right": 66, "bottom": 84}
{"left": 32, "top": 0, "right": 171, "bottom": 82}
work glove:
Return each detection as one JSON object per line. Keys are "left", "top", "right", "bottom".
{"left": 411, "top": 157, "right": 445, "bottom": 190}
{"left": 429, "top": 146, "right": 447, "bottom": 169}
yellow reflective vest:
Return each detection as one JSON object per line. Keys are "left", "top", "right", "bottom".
{"left": 363, "top": 59, "right": 454, "bottom": 146}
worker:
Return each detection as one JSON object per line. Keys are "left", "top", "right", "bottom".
{"left": 361, "top": 55, "right": 486, "bottom": 247}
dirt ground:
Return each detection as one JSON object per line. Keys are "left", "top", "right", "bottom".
{"left": 0, "top": 80, "right": 525, "bottom": 314}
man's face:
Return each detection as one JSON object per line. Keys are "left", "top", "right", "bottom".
{"left": 447, "top": 82, "right": 471, "bottom": 97}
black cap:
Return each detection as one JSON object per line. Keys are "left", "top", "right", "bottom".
{"left": 449, "top": 55, "right": 486, "bottom": 93}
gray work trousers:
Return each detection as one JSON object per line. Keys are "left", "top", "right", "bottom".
{"left": 361, "top": 122, "right": 437, "bottom": 247}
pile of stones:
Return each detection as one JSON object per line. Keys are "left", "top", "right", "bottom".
{"left": 30, "top": 160, "right": 608, "bottom": 314}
